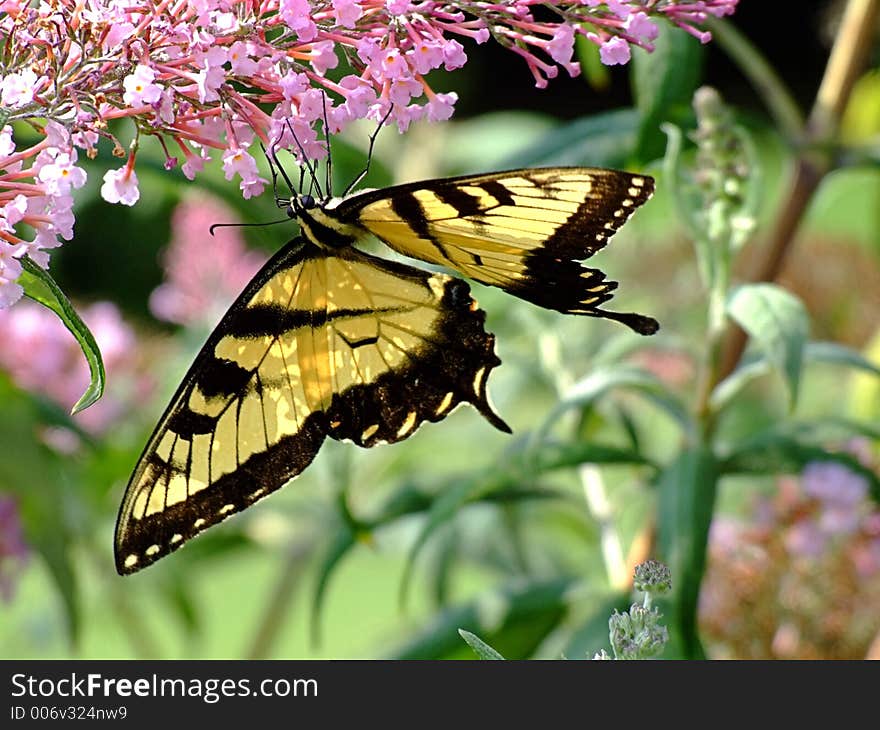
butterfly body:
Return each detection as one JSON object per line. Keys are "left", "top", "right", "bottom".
{"left": 115, "top": 166, "right": 656, "bottom": 574}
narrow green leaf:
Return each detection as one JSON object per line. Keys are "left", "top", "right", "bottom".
{"left": 806, "top": 341, "right": 880, "bottom": 377}
{"left": 726, "top": 283, "right": 808, "bottom": 407}
{"left": 399, "top": 478, "right": 475, "bottom": 608}
{"left": 536, "top": 441, "right": 657, "bottom": 473}
{"left": 535, "top": 366, "right": 694, "bottom": 448}
{"left": 575, "top": 34, "right": 610, "bottom": 90}
{"left": 389, "top": 577, "right": 576, "bottom": 660}
{"left": 720, "top": 432, "right": 880, "bottom": 503}
{"left": 501, "top": 108, "right": 642, "bottom": 169}
{"left": 458, "top": 630, "right": 506, "bottom": 660}
{"left": 712, "top": 342, "right": 880, "bottom": 412}
{"left": 310, "top": 526, "right": 356, "bottom": 644}
{"left": 631, "top": 22, "right": 704, "bottom": 162}
{"left": 656, "top": 446, "right": 719, "bottom": 659}
{"left": 19, "top": 256, "right": 105, "bottom": 414}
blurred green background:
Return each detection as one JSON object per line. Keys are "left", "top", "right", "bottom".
{"left": 2, "top": 2, "right": 880, "bottom": 659}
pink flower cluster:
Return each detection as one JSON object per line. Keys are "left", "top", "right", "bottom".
{"left": 0, "top": 0, "right": 737, "bottom": 309}
{"left": 700, "top": 445, "right": 880, "bottom": 659}
{"left": 0, "top": 298, "right": 152, "bottom": 434}
{"left": 150, "top": 194, "right": 268, "bottom": 328}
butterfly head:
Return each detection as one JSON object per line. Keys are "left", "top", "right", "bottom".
{"left": 286, "top": 192, "right": 318, "bottom": 219}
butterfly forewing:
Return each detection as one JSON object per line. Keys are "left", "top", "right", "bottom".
{"left": 115, "top": 239, "right": 506, "bottom": 574}
{"left": 338, "top": 168, "right": 657, "bottom": 334}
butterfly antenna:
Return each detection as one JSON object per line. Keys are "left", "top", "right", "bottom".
{"left": 261, "top": 141, "right": 292, "bottom": 210}
{"left": 285, "top": 118, "right": 324, "bottom": 200}
{"left": 321, "top": 90, "right": 333, "bottom": 198}
{"left": 342, "top": 105, "right": 394, "bottom": 197}
{"left": 209, "top": 218, "right": 291, "bottom": 236}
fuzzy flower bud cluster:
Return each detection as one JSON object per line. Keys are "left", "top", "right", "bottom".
{"left": 0, "top": 0, "right": 737, "bottom": 308}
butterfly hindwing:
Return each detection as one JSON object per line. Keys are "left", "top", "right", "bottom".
{"left": 115, "top": 238, "right": 507, "bottom": 574}
{"left": 336, "top": 167, "right": 657, "bottom": 334}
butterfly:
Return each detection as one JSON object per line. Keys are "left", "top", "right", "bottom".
{"left": 114, "top": 158, "right": 657, "bottom": 574}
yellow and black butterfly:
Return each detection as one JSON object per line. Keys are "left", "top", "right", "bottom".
{"left": 115, "top": 156, "right": 657, "bottom": 574}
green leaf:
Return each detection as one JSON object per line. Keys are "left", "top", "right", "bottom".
{"left": 458, "top": 629, "right": 506, "bottom": 660}
{"left": 711, "top": 341, "right": 879, "bottom": 412}
{"left": 18, "top": 256, "right": 105, "bottom": 414}
{"left": 388, "top": 577, "right": 576, "bottom": 659}
{"left": 535, "top": 441, "right": 657, "bottom": 474}
{"left": 310, "top": 525, "right": 356, "bottom": 644}
{"left": 500, "top": 108, "right": 642, "bottom": 169}
{"left": 805, "top": 341, "right": 880, "bottom": 377}
{"left": 399, "top": 478, "right": 476, "bottom": 608}
{"left": 656, "top": 446, "right": 719, "bottom": 659}
{"left": 720, "top": 432, "right": 880, "bottom": 503}
{"left": 535, "top": 366, "right": 694, "bottom": 448}
{"left": 726, "top": 283, "right": 809, "bottom": 408}
{"left": 575, "top": 34, "right": 610, "bottom": 90}
{"left": 631, "top": 22, "right": 704, "bottom": 162}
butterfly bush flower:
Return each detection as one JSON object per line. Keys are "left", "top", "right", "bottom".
{"left": 0, "top": 299, "right": 152, "bottom": 435}
{"left": 0, "top": 0, "right": 737, "bottom": 308}
{"left": 150, "top": 194, "right": 268, "bottom": 327}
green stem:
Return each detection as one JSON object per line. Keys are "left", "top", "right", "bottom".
{"left": 712, "top": 0, "right": 880, "bottom": 401}
{"left": 705, "top": 18, "right": 805, "bottom": 142}
{"left": 245, "top": 535, "right": 316, "bottom": 659}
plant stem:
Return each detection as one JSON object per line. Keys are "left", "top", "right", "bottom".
{"left": 245, "top": 535, "right": 315, "bottom": 659}
{"left": 711, "top": 0, "right": 880, "bottom": 407}
{"left": 706, "top": 18, "right": 805, "bottom": 141}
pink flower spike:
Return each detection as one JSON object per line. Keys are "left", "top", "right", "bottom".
{"left": 599, "top": 36, "right": 631, "bottom": 66}
{"left": 101, "top": 167, "right": 140, "bottom": 206}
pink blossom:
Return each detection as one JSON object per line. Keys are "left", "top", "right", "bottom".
{"left": 150, "top": 194, "right": 268, "bottom": 327}
{"left": 599, "top": 36, "right": 632, "bottom": 65}
{"left": 0, "top": 299, "right": 148, "bottom": 434}
{"left": 195, "top": 47, "right": 228, "bottom": 103}
{"left": 0, "top": 68, "right": 39, "bottom": 108}
{"left": 0, "top": 125, "right": 14, "bottom": 156}
{"left": 442, "top": 39, "right": 467, "bottom": 71}
{"left": 122, "top": 64, "right": 162, "bottom": 107}
{"left": 332, "top": 0, "right": 362, "bottom": 28}
{"left": 625, "top": 12, "right": 660, "bottom": 43}
{"left": 0, "top": 0, "right": 737, "bottom": 311}
{"left": 309, "top": 40, "right": 339, "bottom": 75}
{"left": 0, "top": 242, "right": 24, "bottom": 308}
{"left": 547, "top": 24, "right": 575, "bottom": 65}
{"left": 101, "top": 167, "right": 140, "bottom": 206}
{"left": 280, "top": 0, "right": 318, "bottom": 40}
{"left": 222, "top": 145, "right": 268, "bottom": 197}
{"left": 426, "top": 91, "right": 457, "bottom": 122}
{"left": 410, "top": 40, "right": 445, "bottom": 75}
{"left": 36, "top": 151, "right": 87, "bottom": 196}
